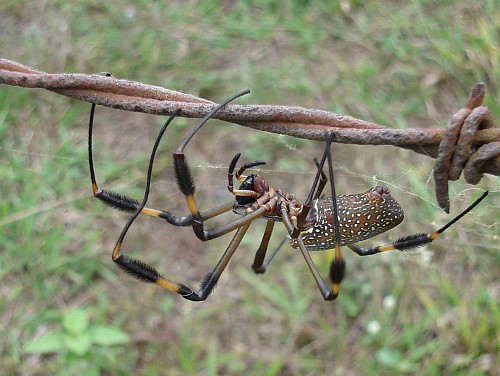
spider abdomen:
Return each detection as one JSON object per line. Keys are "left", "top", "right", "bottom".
{"left": 294, "top": 186, "right": 404, "bottom": 251}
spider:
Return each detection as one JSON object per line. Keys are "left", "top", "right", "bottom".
{"left": 87, "top": 90, "right": 488, "bottom": 301}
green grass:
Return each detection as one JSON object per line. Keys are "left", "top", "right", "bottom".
{"left": 1, "top": 1, "right": 499, "bottom": 375}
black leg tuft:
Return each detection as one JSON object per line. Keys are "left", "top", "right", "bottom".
{"left": 173, "top": 154, "right": 196, "bottom": 196}
{"left": 329, "top": 258, "right": 346, "bottom": 284}
{"left": 98, "top": 190, "right": 141, "bottom": 213}
{"left": 114, "top": 254, "right": 162, "bottom": 283}
{"left": 394, "top": 233, "right": 430, "bottom": 251}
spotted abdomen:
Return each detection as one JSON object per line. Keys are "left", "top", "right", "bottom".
{"left": 293, "top": 186, "right": 404, "bottom": 251}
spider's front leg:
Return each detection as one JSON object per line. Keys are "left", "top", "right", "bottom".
{"left": 226, "top": 152, "right": 291, "bottom": 274}
{"left": 107, "top": 91, "right": 280, "bottom": 301}
{"left": 170, "top": 90, "right": 273, "bottom": 241}
{"left": 88, "top": 104, "right": 197, "bottom": 226}
{"left": 107, "top": 107, "right": 251, "bottom": 301}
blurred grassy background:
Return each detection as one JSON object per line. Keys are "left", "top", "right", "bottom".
{"left": 1, "top": 1, "right": 499, "bottom": 375}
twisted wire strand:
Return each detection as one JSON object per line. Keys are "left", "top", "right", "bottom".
{"left": 434, "top": 83, "right": 500, "bottom": 212}
{"left": 1, "top": 58, "right": 498, "bottom": 211}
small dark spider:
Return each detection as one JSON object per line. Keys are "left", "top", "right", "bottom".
{"left": 88, "top": 90, "right": 488, "bottom": 301}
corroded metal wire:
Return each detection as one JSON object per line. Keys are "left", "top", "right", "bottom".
{"left": 1, "top": 58, "right": 498, "bottom": 210}
{"left": 434, "top": 83, "right": 500, "bottom": 212}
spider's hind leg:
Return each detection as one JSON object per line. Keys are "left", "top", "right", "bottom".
{"left": 345, "top": 190, "right": 489, "bottom": 256}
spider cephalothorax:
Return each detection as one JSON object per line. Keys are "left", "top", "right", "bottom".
{"left": 87, "top": 90, "right": 488, "bottom": 302}
{"left": 228, "top": 153, "right": 304, "bottom": 223}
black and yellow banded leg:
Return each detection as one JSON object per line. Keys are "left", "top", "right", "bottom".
{"left": 112, "top": 224, "right": 250, "bottom": 301}
{"left": 88, "top": 104, "right": 237, "bottom": 227}
{"left": 171, "top": 151, "right": 205, "bottom": 238}
{"left": 104, "top": 90, "right": 259, "bottom": 301}
{"left": 174, "top": 153, "right": 275, "bottom": 239}
{"left": 325, "top": 132, "right": 345, "bottom": 299}
{"left": 105, "top": 106, "right": 189, "bottom": 293}
{"left": 88, "top": 104, "right": 190, "bottom": 224}
{"left": 90, "top": 186, "right": 185, "bottom": 222}
{"left": 347, "top": 191, "right": 489, "bottom": 256}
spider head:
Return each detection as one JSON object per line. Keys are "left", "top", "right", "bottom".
{"left": 233, "top": 174, "right": 269, "bottom": 215}
{"left": 229, "top": 153, "right": 271, "bottom": 214}
{"left": 235, "top": 174, "right": 258, "bottom": 206}
{"left": 234, "top": 173, "right": 270, "bottom": 207}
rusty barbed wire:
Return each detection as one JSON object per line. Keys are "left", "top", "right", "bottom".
{"left": 434, "top": 83, "right": 500, "bottom": 212}
{"left": 1, "top": 58, "right": 499, "bottom": 211}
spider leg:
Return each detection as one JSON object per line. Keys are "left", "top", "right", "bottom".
{"left": 106, "top": 97, "right": 270, "bottom": 301}
{"left": 171, "top": 90, "right": 259, "bottom": 241}
{"left": 88, "top": 104, "right": 211, "bottom": 226}
{"left": 115, "top": 223, "right": 252, "bottom": 301}
{"left": 325, "top": 132, "right": 345, "bottom": 299}
{"left": 295, "top": 149, "right": 330, "bottom": 233}
{"left": 281, "top": 205, "right": 337, "bottom": 300}
{"left": 109, "top": 107, "right": 189, "bottom": 292}
{"left": 251, "top": 220, "right": 275, "bottom": 273}
{"left": 115, "top": 191, "right": 271, "bottom": 300}
{"left": 346, "top": 190, "right": 489, "bottom": 256}
{"left": 312, "top": 158, "right": 328, "bottom": 201}
{"left": 283, "top": 133, "right": 344, "bottom": 300}
{"left": 161, "top": 201, "right": 236, "bottom": 227}
{"left": 252, "top": 226, "right": 288, "bottom": 274}
{"left": 252, "top": 158, "right": 328, "bottom": 274}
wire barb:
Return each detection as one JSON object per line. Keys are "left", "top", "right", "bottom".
{"left": 433, "top": 84, "right": 499, "bottom": 212}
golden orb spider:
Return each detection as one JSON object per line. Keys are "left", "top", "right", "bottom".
{"left": 87, "top": 90, "right": 488, "bottom": 301}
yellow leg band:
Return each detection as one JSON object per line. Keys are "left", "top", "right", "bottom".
{"left": 430, "top": 232, "right": 439, "bottom": 240}
{"left": 333, "top": 283, "right": 341, "bottom": 297}
{"left": 186, "top": 195, "right": 198, "bottom": 216}
{"left": 141, "top": 207, "right": 162, "bottom": 218}
{"left": 112, "top": 241, "right": 122, "bottom": 258}
{"left": 156, "top": 278, "right": 182, "bottom": 293}
{"left": 378, "top": 245, "right": 396, "bottom": 253}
